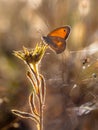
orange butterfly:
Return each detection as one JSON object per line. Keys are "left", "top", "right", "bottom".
{"left": 42, "top": 26, "right": 71, "bottom": 54}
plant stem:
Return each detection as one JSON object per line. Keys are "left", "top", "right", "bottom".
{"left": 40, "top": 103, "right": 43, "bottom": 130}
{"left": 27, "top": 63, "right": 39, "bottom": 86}
{"left": 27, "top": 62, "right": 44, "bottom": 130}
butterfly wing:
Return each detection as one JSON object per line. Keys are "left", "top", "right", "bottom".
{"left": 42, "top": 36, "right": 66, "bottom": 54}
{"left": 42, "top": 26, "right": 71, "bottom": 54}
{"left": 48, "top": 26, "right": 71, "bottom": 39}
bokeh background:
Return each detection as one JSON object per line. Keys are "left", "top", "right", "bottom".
{"left": 0, "top": 0, "right": 98, "bottom": 130}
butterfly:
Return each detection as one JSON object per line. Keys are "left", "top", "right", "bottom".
{"left": 42, "top": 26, "right": 71, "bottom": 54}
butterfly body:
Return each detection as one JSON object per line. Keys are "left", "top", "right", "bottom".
{"left": 42, "top": 26, "right": 71, "bottom": 54}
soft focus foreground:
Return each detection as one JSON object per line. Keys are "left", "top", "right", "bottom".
{"left": 0, "top": 0, "right": 98, "bottom": 130}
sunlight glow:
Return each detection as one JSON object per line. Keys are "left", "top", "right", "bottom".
{"left": 71, "top": 22, "right": 86, "bottom": 46}
{"left": 29, "top": 15, "right": 49, "bottom": 38}
{"left": 70, "top": 41, "right": 98, "bottom": 56}
{"left": 78, "top": 0, "right": 90, "bottom": 16}
{"left": 27, "top": 0, "right": 42, "bottom": 9}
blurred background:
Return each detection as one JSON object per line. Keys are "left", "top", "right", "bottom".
{"left": 0, "top": 0, "right": 98, "bottom": 130}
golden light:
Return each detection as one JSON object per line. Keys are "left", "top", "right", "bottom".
{"left": 27, "top": 0, "right": 42, "bottom": 10}
{"left": 71, "top": 22, "right": 86, "bottom": 49}
{"left": 29, "top": 15, "right": 49, "bottom": 38}
{"left": 78, "top": 0, "right": 90, "bottom": 16}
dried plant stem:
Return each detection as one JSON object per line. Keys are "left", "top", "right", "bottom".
{"left": 28, "top": 63, "right": 44, "bottom": 130}
{"left": 39, "top": 100, "right": 43, "bottom": 130}
{"left": 26, "top": 62, "right": 39, "bottom": 86}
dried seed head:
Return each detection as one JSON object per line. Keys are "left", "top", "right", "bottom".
{"left": 13, "top": 43, "right": 47, "bottom": 65}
